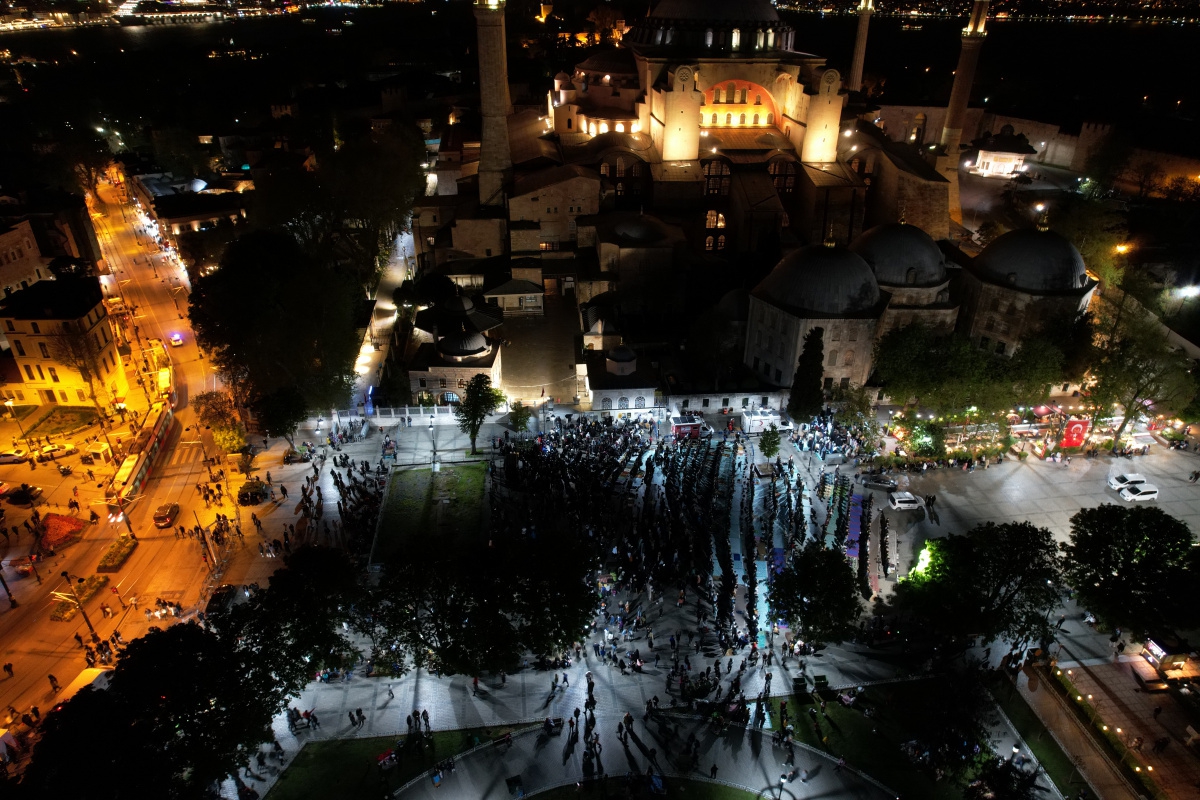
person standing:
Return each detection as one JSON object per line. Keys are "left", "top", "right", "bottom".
{"left": 710, "top": 763, "right": 719, "bottom": 778}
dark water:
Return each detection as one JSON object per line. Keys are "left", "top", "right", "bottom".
{"left": 0, "top": 9, "right": 1192, "bottom": 136}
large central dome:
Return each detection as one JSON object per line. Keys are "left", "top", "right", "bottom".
{"left": 648, "top": 0, "right": 780, "bottom": 22}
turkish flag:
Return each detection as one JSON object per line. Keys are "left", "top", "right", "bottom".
{"left": 1061, "top": 419, "right": 1091, "bottom": 449}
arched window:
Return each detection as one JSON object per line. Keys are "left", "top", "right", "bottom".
{"left": 616, "top": 182, "right": 625, "bottom": 196}
{"left": 602, "top": 397, "right": 612, "bottom": 410}
{"left": 618, "top": 397, "right": 630, "bottom": 409}
{"left": 755, "top": 94, "right": 762, "bottom": 105}
{"left": 727, "top": 82, "right": 736, "bottom": 101}
{"left": 665, "top": 27, "right": 674, "bottom": 44}
{"left": 725, "top": 113, "right": 732, "bottom": 125}
{"left": 631, "top": 163, "right": 642, "bottom": 177}
{"left": 705, "top": 236, "right": 714, "bottom": 251}
{"left": 731, "top": 28, "right": 741, "bottom": 49}
{"left": 616, "top": 157, "right": 626, "bottom": 177}
{"left": 753, "top": 114, "right": 759, "bottom": 125}
{"left": 599, "top": 122, "right": 608, "bottom": 134}
{"left": 717, "top": 213, "right": 726, "bottom": 228}
{"left": 703, "top": 160, "right": 731, "bottom": 195}
{"left": 767, "top": 113, "right": 774, "bottom": 125}
{"left": 769, "top": 160, "right": 797, "bottom": 194}
{"left": 843, "top": 350, "right": 855, "bottom": 366}
{"left": 706, "top": 28, "right": 713, "bottom": 47}
{"left": 711, "top": 113, "right": 718, "bottom": 125}
{"left": 905, "top": 268, "right": 917, "bottom": 285}
{"left": 828, "top": 350, "right": 839, "bottom": 367}
{"left": 655, "top": 28, "right": 663, "bottom": 45}
{"left": 615, "top": 122, "right": 625, "bottom": 133}
{"left": 739, "top": 113, "right": 746, "bottom": 125}
{"left": 706, "top": 210, "right": 719, "bottom": 228}
{"left": 756, "top": 29, "right": 764, "bottom": 49}
{"left": 600, "top": 163, "right": 610, "bottom": 177}
{"left": 634, "top": 396, "right": 646, "bottom": 408}
{"left": 715, "top": 88, "right": 723, "bottom": 103}
{"left": 717, "top": 235, "right": 726, "bottom": 250}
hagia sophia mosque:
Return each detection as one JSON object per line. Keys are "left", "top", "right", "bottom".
{"left": 407, "top": 0, "right": 1096, "bottom": 412}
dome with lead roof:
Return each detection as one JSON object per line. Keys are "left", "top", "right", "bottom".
{"left": 850, "top": 223, "right": 947, "bottom": 288}
{"left": 974, "top": 228, "right": 1090, "bottom": 292}
{"left": 753, "top": 243, "right": 881, "bottom": 317}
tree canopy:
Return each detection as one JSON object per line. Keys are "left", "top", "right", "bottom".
{"left": 1062, "top": 505, "right": 1199, "bottom": 634}
{"left": 189, "top": 230, "right": 361, "bottom": 422}
{"left": 788, "top": 326, "right": 825, "bottom": 420}
{"left": 768, "top": 540, "right": 860, "bottom": 644}
{"left": 759, "top": 424, "right": 781, "bottom": 461}
{"left": 454, "top": 374, "right": 504, "bottom": 454}
{"left": 890, "top": 522, "right": 1062, "bottom": 647}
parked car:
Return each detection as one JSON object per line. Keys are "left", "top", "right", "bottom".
{"left": 862, "top": 475, "right": 899, "bottom": 491}
{"left": 204, "top": 584, "right": 238, "bottom": 618}
{"left": 887, "top": 491, "right": 923, "bottom": 511}
{"left": 0, "top": 450, "right": 29, "bottom": 464}
{"left": 1107, "top": 473, "right": 1146, "bottom": 491}
{"left": 36, "top": 442, "right": 78, "bottom": 462}
{"left": 4, "top": 484, "right": 43, "bottom": 505}
{"left": 152, "top": 503, "right": 180, "bottom": 528}
{"left": 1119, "top": 484, "right": 1159, "bottom": 502}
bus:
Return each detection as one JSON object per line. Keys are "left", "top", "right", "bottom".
{"left": 105, "top": 400, "right": 176, "bottom": 520}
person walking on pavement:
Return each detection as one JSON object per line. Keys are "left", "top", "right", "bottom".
{"left": 74, "top": 632, "right": 84, "bottom": 648}
{"left": 472, "top": 676, "right": 479, "bottom": 696}
{"left": 2, "top": 663, "right": 12, "bottom": 678}
{"left": 48, "top": 674, "right": 59, "bottom": 692}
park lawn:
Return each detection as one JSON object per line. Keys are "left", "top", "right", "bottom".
{"left": 533, "top": 777, "right": 755, "bottom": 799}
{"left": 267, "top": 724, "right": 524, "bottom": 800}
{"left": 26, "top": 407, "right": 98, "bottom": 437}
{"left": 988, "top": 675, "right": 1079, "bottom": 797}
{"left": 376, "top": 462, "right": 487, "bottom": 561}
{"left": 777, "top": 679, "right": 963, "bottom": 800}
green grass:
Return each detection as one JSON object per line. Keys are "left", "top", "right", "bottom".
{"left": 26, "top": 407, "right": 98, "bottom": 437}
{"left": 376, "top": 462, "right": 486, "bottom": 562}
{"left": 531, "top": 778, "right": 757, "bottom": 799}
{"left": 4, "top": 404, "right": 39, "bottom": 422}
{"left": 987, "top": 675, "right": 1080, "bottom": 797}
{"left": 774, "top": 681, "right": 962, "bottom": 800}
{"left": 266, "top": 724, "right": 525, "bottom": 800}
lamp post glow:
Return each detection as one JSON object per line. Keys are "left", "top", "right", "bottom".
{"left": 4, "top": 399, "right": 29, "bottom": 452}
{"left": 60, "top": 571, "right": 97, "bottom": 637}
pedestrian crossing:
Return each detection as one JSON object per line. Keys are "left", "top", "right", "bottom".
{"left": 165, "top": 443, "right": 203, "bottom": 468}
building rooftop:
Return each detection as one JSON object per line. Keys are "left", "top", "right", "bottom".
{"left": 0, "top": 276, "right": 102, "bottom": 321}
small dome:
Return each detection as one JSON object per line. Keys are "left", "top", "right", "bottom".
{"left": 439, "top": 331, "right": 488, "bottom": 357}
{"left": 188, "top": 178, "right": 208, "bottom": 193}
{"left": 975, "top": 229, "right": 1089, "bottom": 292}
{"left": 576, "top": 49, "right": 638, "bottom": 75}
{"left": 441, "top": 295, "right": 476, "bottom": 313}
{"left": 608, "top": 344, "right": 637, "bottom": 362}
{"left": 648, "top": 0, "right": 779, "bottom": 22}
{"left": 554, "top": 71, "right": 571, "bottom": 82}
{"left": 754, "top": 244, "right": 880, "bottom": 316}
{"left": 613, "top": 216, "right": 669, "bottom": 245}
{"left": 716, "top": 288, "right": 750, "bottom": 322}
{"left": 850, "top": 223, "right": 947, "bottom": 287}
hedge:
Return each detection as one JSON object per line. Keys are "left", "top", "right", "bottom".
{"left": 97, "top": 536, "right": 138, "bottom": 573}
{"left": 50, "top": 574, "right": 109, "bottom": 622}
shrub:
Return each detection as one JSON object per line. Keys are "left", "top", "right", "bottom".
{"left": 97, "top": 536, "right": 138, "bottom": 573}
{"left": 50, "top": 574, "right": 109, "bottom": 621}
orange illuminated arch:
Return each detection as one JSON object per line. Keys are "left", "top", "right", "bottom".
{"left": 701, "top": 80, "right": 778, "bottom": 128}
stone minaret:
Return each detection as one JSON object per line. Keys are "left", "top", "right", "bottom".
{"left": 939, "top": 0, "right": 989, "bottom": 151}
{"left": 473, "top": 0, "right": 513, "bottom": 206}
{"left": 848, "top": 0, "right": 873, "bottom": 93}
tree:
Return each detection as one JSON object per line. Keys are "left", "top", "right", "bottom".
{"left": 1083, "top": 130, "right": 1132, "bottom": 195}
{"left": 508, "top": 400, "right": 533, "bottom": 433}
{"left": 831, "top": 382, "right": 879, "bottom": 440}
{"left": 788, "top": 326, "right": 825, "bottom": 420}
{"left": 1130, "top": 159, "right": 1166, "bottom": 198}
{"left": 189, "top": 231, "right": 360, "bottom": 420}
{"left": 1051, "top": 195, "right": 1128, "bottom": 288}
{"left": 454, "top": 374, "right": 504, "bottom": 454}
{"left": 891, "top": 522, "right": 1062, "bottom": 647}
{"left": 191, "top": 390, "right": 247, "bottom": 453}
{"left": 768, "top": 541, "right": 860, "bottom": 645}
{"left": 759, "top": 424, "right": 781, "bottom": 461}
{"left": 965, "top": 756, "right": 1044, "bottom": 800}
{"left": 254, "top": 385, "right": 310, "bottom": 449}
{"left": 1090, "top": 297, "right": 1197, "bottom": 442}
{"left": 1062, "top": 505, "right": 1199, "bottom": 633}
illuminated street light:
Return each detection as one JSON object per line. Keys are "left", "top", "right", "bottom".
{"left": 59, "top": 571, "right": 97, "bottom": 637}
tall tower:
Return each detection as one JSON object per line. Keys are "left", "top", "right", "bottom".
{"left": 473, "top": 0, "right": 513, "bottom": 207}
{"left": 848, "top": 0, "right": 873, "bottom": 94}
{"left": 939, "top": 0, "right": 989, "bottom": 150}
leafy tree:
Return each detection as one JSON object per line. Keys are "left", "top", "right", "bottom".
{"left": 1083, "top": 130, "right": 1133, "bottom": 195}
{"left": 1130, "top": 159, "right": 1166, "bottom": 198}
{"left": 190, "top": 231, "right": 360, "bottom": 421}
{"left": 1090, "top": 292, "right": 1197, "bottom": 442}
{"left": 759, "top": 424, "right": 781, "bottom": 461}
{"left": 831, "top": 382, "right": 879, "bottom": 439}
{"left": 508, "top": 399, "right": 533, "bottom": 432}
{"left": 1062, "top": 505, "right": 1199, "bottom": 633}
{"left": 916, "top": 668, "right": 998, "bottom": 780}
{"left": 768, "top": 540, "right": 860, "bottom": 645}
{"left": 191, "top": 390, "right": 246, "bottom": 453}
{"left": 891, "top": 522, "right": 1062, "bottom": 646}
{"left": 1051, "top": 195, "right": 1128, "bottom": 288}
{"left": 965, "top": 756, "right": 1044, "bottom": 800}
{"left": 254, "top": 385, "right": 310, "bottom": 448}
{"left": 907, "top": 417, "right": 945, "bottom": 458}
{"left": 788, "top": 326, "right": 825, "bottom": 420}
{"left": 454, "top": 374, "right": 504, "bottom": 454}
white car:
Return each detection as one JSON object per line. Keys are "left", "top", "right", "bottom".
{"left": 169, "top": 333, "right": 184, "bottom": 347}
{"left": 888, "top": 491, "right": 924, "bottom": 511}
{"left": 1107, "top": 473, "right": 1146, "bottom": 491}
{"left": 1120, "top": 484, "right": 1159, "bottom": 502}
{"left": 0, "top": 450, "right": 29, "bottom": 464}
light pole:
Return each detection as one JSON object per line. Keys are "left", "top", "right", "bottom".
{"left": 0, "top": 564, "right": 17, "bottom": 608}
{"left": 60, "top": 571, "right": 97, "bottom": 638}
{"left": 4, "top": 399, "right": 29, "bottom": 452}
{"left": 429, "top": 416, "right": 439, "bottom": 470}
{"left": 188, "top": 424, "right": 214, "bottom": 480}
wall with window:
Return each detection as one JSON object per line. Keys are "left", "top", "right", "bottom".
{"left": 0, "top": 220, "right": 49, "bottom": 299}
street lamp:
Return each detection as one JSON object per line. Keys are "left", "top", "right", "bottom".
{"left": 59, "top": 571, "right": 97, "bottom": 638}
{"left": 429, "top": 416, "right": 439, "bottom": 470}
{"left": 4, "top": 399, "right": 29, "bottom": 452}
{"left": 0, "top": 564, "right": 17, "bottom": 608}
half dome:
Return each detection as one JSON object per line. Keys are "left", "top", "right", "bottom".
{"left": 438, "top": 331, "right": 489, "bottom": 357}
{"left": 850, "top": 223, "right": 947, "bottom": 287}
{"left": 754, "top": 244, "right": 881, "bottom": 316}
{"left": 974, "top": 229, "right": 1089, "bottom": 292}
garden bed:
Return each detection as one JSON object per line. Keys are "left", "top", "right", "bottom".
{"left": 26, "top": 407, "right": 98, "bottom": 438}
{"left": 50, "top": 574, "right": 109, "bottom": 622}
{"left": 97, "top": 536, "right": 138, "bottom": 573}
{"left": 38, "top": 513, "right": 86, "bottom": 554}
